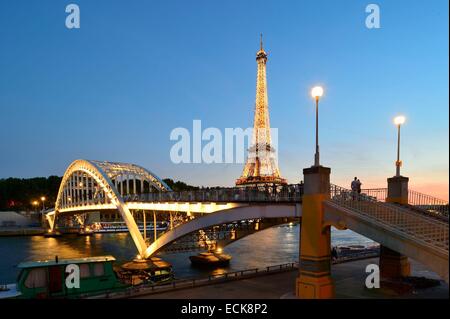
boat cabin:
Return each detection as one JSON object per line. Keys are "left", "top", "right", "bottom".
{"left": 16, "top": 255, "right": 127, "bottom": 298}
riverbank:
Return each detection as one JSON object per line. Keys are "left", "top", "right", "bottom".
{"left": 0, "top": 227, "right": 45, "bottom": 237}
{"left": 131, "top": 257, "right": 448, "bottom": 299}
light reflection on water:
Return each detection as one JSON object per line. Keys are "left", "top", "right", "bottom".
{"left": 0, "top": 224, "right": 373, "bottom": 283}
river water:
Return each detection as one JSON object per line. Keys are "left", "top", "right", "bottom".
{"left": 0, "top": 225, "right": 373, "bottom": 283}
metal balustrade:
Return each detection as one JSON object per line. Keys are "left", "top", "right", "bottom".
{"left": 361, "top": 188, "right": 449, "bottom": 218}
{"left": 408, "top": 189, "right": 449, "bottom": 217}
{"left": 360, "top": 188, "right": 387, "bottom": 202}
{"left": 90, "top": 262, "right": 298, "bottom": 299}
{"left": 328, "top": 184, "right": 449, "bottom": 253}
{"left": 123, "top": 184, "right": 304, "bottom": 203}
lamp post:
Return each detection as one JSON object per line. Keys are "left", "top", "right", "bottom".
{"left": 32, "top": 200, "right": 39, "bottom": 213}
{"left": 393, "top": 115, "right": 406, "bottom": 176}
{"left": 311, "top": 86, "right": 324, "bottom": 166}
{"left": 40, "top": 196, "right": 46, "bottom": 212}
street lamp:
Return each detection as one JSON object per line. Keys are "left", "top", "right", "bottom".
{"left": 311, "top": 86, "right": 324, "bottom": 166}
{"left": 32, "top": 200, "right": 39, "bottom": 212}
{"left": 393, "top": 115, "right": 406, "bottom": 176}
{"left": 40, "top": 196, "right": 46, "bottom": 212}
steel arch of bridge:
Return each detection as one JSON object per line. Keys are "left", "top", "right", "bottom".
{"left": 49, "top": 159, "right": 302, "bottom": 259}
{"left": 144, "top": 204, "right": 302, "bottom": 258}
{"left": 52, "top": 159, "right": 171, "bottom": 257}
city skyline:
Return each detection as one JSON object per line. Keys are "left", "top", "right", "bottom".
{"left": 0, "top": 0, "right": 448, "bottom": 199}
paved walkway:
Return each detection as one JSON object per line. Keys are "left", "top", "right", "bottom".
{"left": 135, "top": 258, "right": 448, "bottom": 299}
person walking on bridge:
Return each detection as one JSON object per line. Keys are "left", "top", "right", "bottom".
{"left": 351, "top": 177, "right": 358, "bottom": 200}
{"left": 356, "top": 179, "right": 362, "bottom": 200}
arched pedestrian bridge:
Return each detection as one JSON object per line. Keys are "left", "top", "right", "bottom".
{"left": 47, "top": 160, "right": 303, "bottom": 260}
{"left": 46, "top": 159, "right": 449, "bottom": 283}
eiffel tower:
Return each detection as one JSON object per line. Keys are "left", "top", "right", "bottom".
{"left": 236, "top": 35, "right": 287, "bottom": 187}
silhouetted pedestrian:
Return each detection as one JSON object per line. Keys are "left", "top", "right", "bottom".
{"left": 351, "top": 177, "right": 358, "bottom": 200}
{"left": 331, "top": 247, "right": 338, "bottom": 262}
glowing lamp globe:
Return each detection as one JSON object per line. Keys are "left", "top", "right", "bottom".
{"left": 311, "top": 86, "right": 324, "bottom": 99}
{"left": 394, "top": 116, "right": 406, "bottom": 126}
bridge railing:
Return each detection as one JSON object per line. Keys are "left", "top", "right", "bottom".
{"left": 361, "top": 188, "right": 449, "bottom": 218}
{"left": 360, "top": 188, "right": 387, "bottom": 202}
{"left": 408, "top": 189, "right": 449, "bottom": 217}
{"left": 328, "top": 184, "right": 449, "bottom": 252}
{"left": 123, "top": 184, "right": 304, "bottom": 203}
{"left": 93, "top": 262, "right": 298, "bottom": 299}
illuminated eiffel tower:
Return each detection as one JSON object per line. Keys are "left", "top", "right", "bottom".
{"left": 236, "top": 35, "right": 287, "bottom": 187}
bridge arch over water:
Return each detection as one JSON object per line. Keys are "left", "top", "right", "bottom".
{"left": 144, "top": 204, "right": 302, "bottom": 258}
{"left": 48, "top": 159, "right": 303, "bottom": 258}
{"left": 49, "top": 159, "right": 171, "bottom": 257}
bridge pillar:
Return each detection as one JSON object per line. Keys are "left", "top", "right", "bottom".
{"left": 380, "top": 176, "right": 411, "bottom": 279}
{"left": 296, "top": 166, "right": 334, "bottom": 299}
{"left": 386, "top": 176, "right": 409, "bottom": 204}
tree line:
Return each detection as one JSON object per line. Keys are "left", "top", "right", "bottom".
{"left": 0, "top": 176, "right": 198, "bottom": 211}
{"left": 0, "top": 176, "right": 62, "bottom": 211}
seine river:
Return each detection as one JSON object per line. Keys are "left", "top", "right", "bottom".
{"left": 0, "top": 225, "right": 373, "bottom": 283}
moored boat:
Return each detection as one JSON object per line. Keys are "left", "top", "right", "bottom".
{"left": 0, "top": 255, "right": 174, "bottom": 299}
{"left": 332, "top": 244, "right": 380, "bottom": 262}
{"left": 89, "top": 221, "right": 168, "bottom": 233}
{"left": 118, "top": 257, "right": 174, "bottom": 285}
{"left": 43, "top": 230, "right": 62, "bottom": 238}
{"left": 0, "top": 255, "right": 126, "bottom": 299}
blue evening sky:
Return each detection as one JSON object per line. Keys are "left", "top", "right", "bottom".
{"left": 0, "top": 0, "right": 448, "bottom": 198}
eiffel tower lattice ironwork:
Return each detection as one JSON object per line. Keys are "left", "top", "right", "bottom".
{"left": 236, "top": 35, "right": 287, "bottom": 187}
